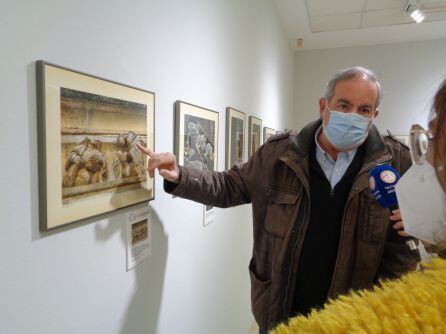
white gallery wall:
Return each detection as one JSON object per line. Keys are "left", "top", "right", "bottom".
{"left": 0, "top": 1, "right": 294, "bottom": 333}
{"left": 294, "top": 38, "right": 446, "bottom": 135}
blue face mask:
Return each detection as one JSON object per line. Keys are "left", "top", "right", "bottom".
{"left": 323, "top": 110, "right": 372, "bottom": 151}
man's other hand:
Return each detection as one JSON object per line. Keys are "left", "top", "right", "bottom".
{"left": 390, "top": 209, "right": 410, "bottom": 237}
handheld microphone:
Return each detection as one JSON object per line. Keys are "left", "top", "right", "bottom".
{"left": 369, "top": 165, "right": 399, "bottom": 211}
{"left": 369, "top": 165, "right": 418, "bottom": 251}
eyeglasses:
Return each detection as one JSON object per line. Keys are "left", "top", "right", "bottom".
{"left": 409, "top": 124, "right": 434, "bottom": 165}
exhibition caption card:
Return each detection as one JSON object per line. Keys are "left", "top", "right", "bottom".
{"left": 126, "top": 207, "right": 151, "bottom": 271}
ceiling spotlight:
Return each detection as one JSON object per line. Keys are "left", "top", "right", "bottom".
{"left": 410, "top": 9, "right": 425, "bottom": 23}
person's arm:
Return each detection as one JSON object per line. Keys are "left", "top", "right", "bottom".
{"left": 137, "top": 143, "right": 259, "bottom": 208}
{"left": 163, "top": 163, "right": 252, "bottom": 208}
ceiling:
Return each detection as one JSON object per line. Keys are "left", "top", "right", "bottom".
{"left": 273, "top": 0, "right": 446, "bottom": 50}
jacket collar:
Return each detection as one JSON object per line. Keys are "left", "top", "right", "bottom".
{"left": 279, "top": 118, "right": 393, "bottom": 195}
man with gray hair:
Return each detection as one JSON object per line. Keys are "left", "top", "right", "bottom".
{"left": 137, "top": 66, "right": 420, "bottom": 332}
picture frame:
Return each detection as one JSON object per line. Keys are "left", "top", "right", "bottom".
{"left": 174, "top": 101, "right": 219, "bottom": 172}
{"left": 225, "top": 107, "right": 246, "bottom": 170}
{"left": 263, "top": 127, "right": 276, "bottom": 144}
{"left": 248, "top": 116, "right": 262, "bottom": 158}
{"left": 36, "top": 61, "right": 155, "bottom": 231}
{"left": 393, "top": 135, "right": 410, "bottom": 146}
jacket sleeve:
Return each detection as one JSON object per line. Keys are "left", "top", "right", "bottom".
{"left": 375, "top": 140, "right": 421, "bottom": 280}
{"left": 163, "top": 146, "right": 266, "bottom": 208}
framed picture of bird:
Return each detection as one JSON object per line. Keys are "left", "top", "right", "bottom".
{"left": 174, "top": 101, "right": 219, "bottom": 172}
{"left": 36, "top": 61, "right": 155, "bottom": 231}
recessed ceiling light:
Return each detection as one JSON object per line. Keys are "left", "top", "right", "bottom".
{"left": 410, "top": 9, "right": 425, "bottom": 23}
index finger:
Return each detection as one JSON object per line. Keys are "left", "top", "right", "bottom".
{"left": 136, "top": 142, "right": 155, "bottom": 157}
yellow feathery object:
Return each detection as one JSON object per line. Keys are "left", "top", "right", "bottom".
{"left": 271, "top": 258, "right": 446, "bottom": 334}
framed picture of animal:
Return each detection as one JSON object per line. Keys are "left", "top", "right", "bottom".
{"left": 36, "top": 61, "right": 155, "bottom": 231}
{"left": 174, "top": 101, "right": 219, "bottom": 224}
{"left": 174, "top": 101, "right": 219, "bottom": 172}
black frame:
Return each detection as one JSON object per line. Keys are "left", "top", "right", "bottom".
{"left": 174, "top": 100, "right": 219, "bottom": 170}
{"left": 225, "top": 107, "right": 246, "bottom": 170}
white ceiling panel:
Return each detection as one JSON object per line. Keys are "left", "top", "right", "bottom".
{"left": 424, "top": 0, "right": 446, "bottom": 7}
{"left": 365, "top": 0, "right": 405, "bottom": 11}
{"left": 272, "top": 0, "right": 446, "bottom": 50}
{"left": 311, "top": 12, "right": 362, "bottom": 32}
{"left": 362, "top": 8, "right": 412, "bottom": 28}
{"left": 306, "top": 0, "right": 366, "bottom": 17}
{"left": 426, "top": 10, "right": 446, "bottom": 20}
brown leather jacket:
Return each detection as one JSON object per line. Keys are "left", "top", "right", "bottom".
{"left": 165, "top": 120, "right": 420, "bottom": 330}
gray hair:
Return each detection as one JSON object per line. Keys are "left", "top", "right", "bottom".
{"left": 324, "top": 66, "right": 383, "bottom": 107}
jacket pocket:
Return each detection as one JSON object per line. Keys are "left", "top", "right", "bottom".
{"left": 264, "top": 187, "right": 301, "bottom": 238}
{"left": 249, "top": 257, "right": 271, "bottom": 330}
{"left": 360, "top": 191, "right": 388, "bottom": 243}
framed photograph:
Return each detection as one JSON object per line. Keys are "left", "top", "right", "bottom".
{"left": 394, "top": 135, "right": 410, "bottom": 146}
{"left": 225, "top": 107, "right": 246, "bottom": 170}
{"left": 263, "top": 127, "right": 276, "bottom": 144}
{"left": 175, "top": 101, "right": 219, "bottom": 171}
{"left": 248, "top": 116, "right": 262, "bottom": 158}
{"left": 36, "top": 61, "right": 155, "bottom": 231}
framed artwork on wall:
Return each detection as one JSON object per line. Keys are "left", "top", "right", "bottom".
{"left": 36, "top": 61, "right": 155, "bottom": 231}
{"left": 393, "top": 135, "right": 410, "bottom": 146}
{"left": 175, "top": 101, "right": 219, "bottom": 227}
{"left": 225, "top": 107, "right": 246, "bottom": 170}
{"left": 248, "top": 116, "right": 262, "bottom": 158}
{"left": 174, "top": 101, "right": 219, "bottom": 171}
{"left": 263, "top": 127, "right": 275, "bottom": 143}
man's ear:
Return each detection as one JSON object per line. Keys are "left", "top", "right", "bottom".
{"left": 319, "top": 98, "right": 327, "bottom": 118}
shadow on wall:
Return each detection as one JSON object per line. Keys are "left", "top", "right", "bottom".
{"left": 27, "top": 60, "right": 168, "bottom": 334}
{"left": 95, "top": 207, "right": 168, "bottom": 334}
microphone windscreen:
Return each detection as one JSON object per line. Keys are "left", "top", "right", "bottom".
{"left": 369, "top": 165, "right": 400, "bottom": 209}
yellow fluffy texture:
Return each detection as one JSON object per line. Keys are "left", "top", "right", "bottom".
{"left": 271, "top": 258, "right": 446, "bottom": 334}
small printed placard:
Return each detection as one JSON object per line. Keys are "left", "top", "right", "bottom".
{"left": 126, "top": 207, "right": 151, "bottom": 271}
{"left": 203, "top": 205, "right": 216, "bottom": 226}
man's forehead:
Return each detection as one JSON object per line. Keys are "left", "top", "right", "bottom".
{"left": 331, "top": 78, "right": 378, "bottom": 102}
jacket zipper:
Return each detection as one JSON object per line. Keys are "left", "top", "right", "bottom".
{"left": 279, "top": 157, "right": 311, "bottom": 318}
